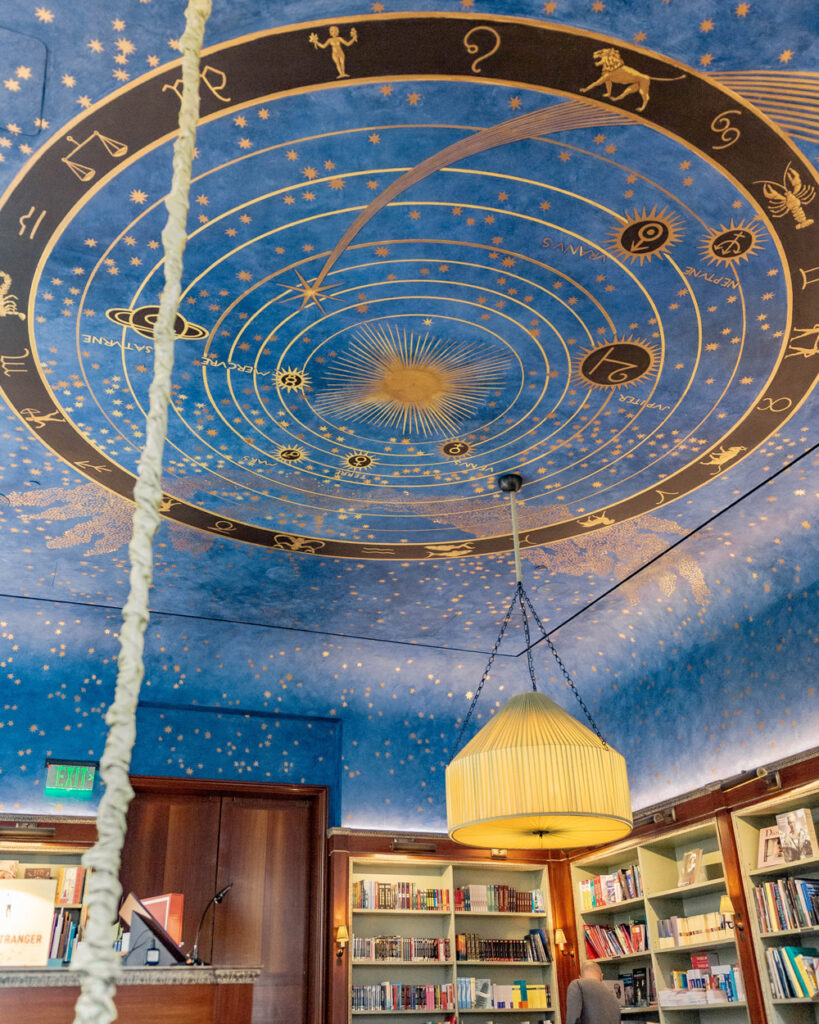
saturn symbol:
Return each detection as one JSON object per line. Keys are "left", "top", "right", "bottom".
{"left": 106, "top": 305, "right": 208, "bottom": 341}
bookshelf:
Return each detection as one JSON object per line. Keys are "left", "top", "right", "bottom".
{"left": 348, "top": 856, "right": 560, "bottom": 1023}
{"left": 0, "top": 836, "right": 90, "bottom": 967}
{"left": 571, "top": 821, "right": 749, "bottom": 1024}
{"left": 733, "top": 780, "right": 819, "bottom": 1024}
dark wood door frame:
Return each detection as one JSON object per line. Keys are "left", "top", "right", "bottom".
{"left": 127, "top": 775, "right": 328, "bottom": 1024}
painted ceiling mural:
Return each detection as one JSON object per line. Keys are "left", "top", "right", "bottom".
{"left": 0, "top": 0, "right": 817, "bottom": 828}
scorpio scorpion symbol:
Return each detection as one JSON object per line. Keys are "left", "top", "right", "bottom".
{"left": 756, "top": 163, "right": 815, "bottom": 230}
{"left": 0, "top": 272, "right": 26, "bottom": 320}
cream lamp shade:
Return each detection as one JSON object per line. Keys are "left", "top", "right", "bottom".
{"left": 446, "top": 690, "right": 632, "bottom": 849}
{"left": 719, "top": 896, "right": 736, "bottom": 917}
{"left": 554, "top": 928, "right": 567, "bottom": 948}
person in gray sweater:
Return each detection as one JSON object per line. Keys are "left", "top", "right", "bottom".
{"left": 565, "top": 961, "right": 621, "bottom": 1024}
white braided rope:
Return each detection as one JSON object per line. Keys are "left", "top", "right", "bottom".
{"left": 71, "top": 2, "right": 211, "bottom": 1021}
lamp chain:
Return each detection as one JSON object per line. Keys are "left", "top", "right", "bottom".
{"left": 516, "top": 582, "right": 537, "bottom": 693}
{"left": 451, "top": 588, "right": 519, "bottom": 757}
{"left": 450, "top": 479, "right": 609, "bottom": 759}
{"left": 519, "top": 586, "right": 608, "bottom": 748}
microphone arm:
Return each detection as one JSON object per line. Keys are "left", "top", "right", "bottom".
{"left": 189, "top": 883, "right": 232, "bottom": 965}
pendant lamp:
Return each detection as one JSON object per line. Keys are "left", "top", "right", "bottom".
{"left": 445, "top": 474, "right": 632, "bottom": 849}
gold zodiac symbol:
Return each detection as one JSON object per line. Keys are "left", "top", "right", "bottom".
{"left": 425, "top": 541, "right": 475, "bottom": 558}
{"left": 654, "top": 489, "right": 679, "bottom": 506}
{"left": 17, "top": 206, "right": 46, "bottom": 239}
{"left": 0, "top": 272, "right": 26, "bottom": 320}
{"left": 710, "top": 109, "right": 742, "bottom": 150}
{"left": 756, "top": 397, "right": 793, "bottom": 413}
{"left": 799, "top": 267, "right": 819, "bottom": 290}
{"left": 755, "top": 163, "right": 815, "bottom": 230}
{"left": 157, "top": 496, "right": 179, "bottom": 513}
{"left": 309, "top": 25, "right": 358, "bottom": 79}
{"left": 20, "top": 408, "right": 64, "bottom": 430}
{"left": 580, "top": 48, "right": 685, "bottom": 112}
{"left": 578, "top": 512, "right": 616, "bottom": 528}
{"left": 210, "top": 520, "right": 236, "bottom": 532}
{"left": 0, "top": 349, "right": 30, "bottom": 376}
{"left": 163, "top": 65, "right": 231, "bottom": 103}
{"left": 462, "top": 26, "right": 501, "bottom": 74}
{"left": 75, "top": 460, "right": 111, "bottom": 474}
{"left": 346, "top": 453, "right": 373, "bottom": 469}
{"left": 272, "top": 534, "right": 325, "bottom": 554}
{"left": 700, "top": 445, "right": 746, "bottom": 475}
{"left": 362, "top": 546, "right": 395, "bottom": 555}
{"left": 61, "top": 130, "right": 128, "bottom": 182}
{"left": 786, "top": 324, "right": 819, "bottom": 358}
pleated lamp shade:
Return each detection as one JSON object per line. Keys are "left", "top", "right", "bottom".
{"left": 446, "top": 691, "right": 632, "bottom": 849}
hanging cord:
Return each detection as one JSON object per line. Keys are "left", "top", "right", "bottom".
{"left": 451, "top": 587, "right": 519, "bottom": 757}
{"left": 516, "top": 582, "right": 537, "bottom": 693}
{"left": 71, "top": 4, "right": 211, "bottom": 1023}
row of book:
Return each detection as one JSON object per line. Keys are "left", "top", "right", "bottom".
{"left": 453, "top": 885, "right": 546, "bottom": 914}
{"left": 0, "top": 861, "right": 86, "bottom": 906}
{"left": 753, "top": 875, "right": 819, "bottom": 933}
{"left": 765, "top": 945, "right": 819, "bottom": 999}
{"left": 655, "top": 912, "right": 733, "bottom": 948}
{"left": 351, "top": 936, "right": 450, "bottom": 962}
{"left": 455, "top": 928, "right": 551, "bottom": 963}
{"left": 352, "top": 880, "right": 450, "bottom": 911}
{"left": 456, "top": 977, "right": 550, "bottom": 1010}
{"left": 605, "top": 966, "right": 654, "bottom": 1007}
{"left": 584, "top": 922, "right": 648, "bottom": 960}
{"left": 351, "top": 982, "right": 456, "bottom": 1012}
{"left": 48, "top": 906, "right": 83, "bottom": 964}
{"left": 659, "top": 968, "right": 744, "bottom": 1006}
{"left": 578, "top": 863, "right": 643, "bottom": 910}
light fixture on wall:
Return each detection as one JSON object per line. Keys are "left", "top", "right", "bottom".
{"left": 554, "top": 928, "right": 574, "bottom": 959}
{"left": 719, "top": 895, "right": 744, "bottom": 933}
{"left": 335, "top": 924, "right": 350, "bottom": 960}
{"left": 445, "top": 474, "right": 632, "bottom": 850}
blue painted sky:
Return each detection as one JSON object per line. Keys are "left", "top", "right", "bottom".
{"left": 0, "top": 0, "right": 817, "bottom": 830}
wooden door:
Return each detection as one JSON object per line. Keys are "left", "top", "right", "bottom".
{"left": 120, "top": 790, "right": 222, "bottom": 959}
{"left": 212, "top": 795, "right": 324, "bottom": 1024}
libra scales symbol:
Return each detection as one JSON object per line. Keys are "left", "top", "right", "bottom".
{"left": 61, "top": 130, "right": 128, "bottom": 183}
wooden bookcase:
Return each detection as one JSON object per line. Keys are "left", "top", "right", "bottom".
{"left": 571, "top": 820, "right": 749, "bottom": 1024}
{"left": 348, "top": 856, "right": 560, "bottom": 1022}
{"left": 733, "top": 780, "right": 819, "bottom": 1024}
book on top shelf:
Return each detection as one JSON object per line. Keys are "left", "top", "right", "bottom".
{"left": 454, "top": 883, "right": 545, "bottom": 914}
{"left": 352, "top": 879, "right": 450, "bottom": 911}
{"left": 677, "top": 848, "right": 704, "bottom": 887}
{"left": 578, "top": 863, "right": 642, "bottom": 909}
{"left": 776, "top": 808, "right": 818, "bottom": 864}
{"left": 757, "top": 824, "right": 786, "bottom": 869}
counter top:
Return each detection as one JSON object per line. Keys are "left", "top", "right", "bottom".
{"left": 0, "top": 965, "right": 261, "bottom": 988}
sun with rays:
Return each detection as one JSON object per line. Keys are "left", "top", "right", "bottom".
{"left": 311, "top": 324, "right": 511, "bottom": 436}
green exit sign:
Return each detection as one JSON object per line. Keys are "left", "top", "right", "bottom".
{"left": 44, "top": 759, "right": 98, "bottom": 799}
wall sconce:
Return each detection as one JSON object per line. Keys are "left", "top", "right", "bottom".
{"left": 719, "top": 895, "right": 744, "bottom": 933}
{"left": 554, "top": 928, "right": 574, "bottom": 959}
{"left": 335, "top": 924, "right": 350, "bottom": 960}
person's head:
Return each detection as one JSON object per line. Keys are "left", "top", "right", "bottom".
{"left": 788, "top": 813, "right": 798, "bottom": 833}
{"left": 581, "top": 962, "right": 603, "bottom": 983}
{"left": 329, "top": 25, "right": 339, "bottom": 36}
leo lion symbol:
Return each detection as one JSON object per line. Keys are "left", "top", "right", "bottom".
{"left": 580, "top": 48, "right": 685, "bottom": 112}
